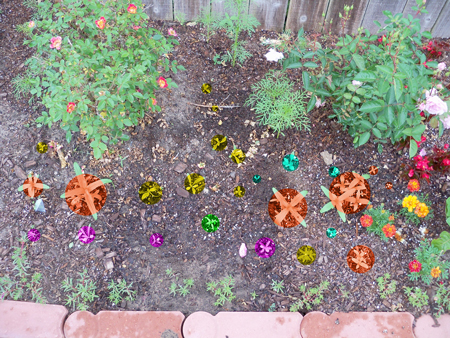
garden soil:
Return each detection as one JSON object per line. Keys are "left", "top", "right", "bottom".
{"left": 1, "top": 0, "right": 450, "bottom": 320}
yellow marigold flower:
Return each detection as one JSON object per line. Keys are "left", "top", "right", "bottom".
{"left": 381, "top": 210, "right": 385, "bottom": 214}
{"left": 414, "top": 202, "right": 429, "bottom": 218}
{"left": 402, "top": 195, "right": 419, "bottom": 212}
{"left": 431, "top": 266, "right": 441, "bottom": 278}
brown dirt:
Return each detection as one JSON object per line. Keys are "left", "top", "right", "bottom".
{"left": 1, "top": 0, "right": 450, "bottom": 320}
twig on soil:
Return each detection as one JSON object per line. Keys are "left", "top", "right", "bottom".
{"left": 187, "top": 102, "right": 241, "bottom": 109}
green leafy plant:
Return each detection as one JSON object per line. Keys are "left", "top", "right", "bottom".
{"left": 446, "top": 197, "right": 450, "bottom": 226}
{"left": 107, "top": 278, "right": 137, "bottom": 305}
{"left": 433, "top": 282, "right": 450, "bottom": 318}
{"left": 168, "top": 277, "right": 194, "bottom": 297}
{"left": 289, "top": 280, "right": 330, "bottom": 312}
{"left": 18, "top": 0, "right": 184, "bottom": 159}
{"left": 377, "top": 273, "right": 397, "bottom": 299}
{"left": 23, "top": 0, "right": 53, "bottom": 21}
{"left": 362, "top": 203, "right": 397, "bottom": 242}
{"left": 281, "top": 0, "right": 450, "bottom": 158}
{"left": 268, "top": 302, "right": 276, "bottom": 312}
{"left": 165, "top": 268, "right": 174, "bottom": 277}
{"left": 250, "top": 291, "right": 258, "bottom": 300}
{"left": 404, "top": 286, "right": 429, "bottom": 310}
{"left": 243, "top": 69, "right": 310, "bottom": 137}
{"left": 206, "top": 275, "right": 236, "bottom": 307}
{"left": 339, "top": 285, "right": 349, "bottom": 299}
{"left": 175, "top": 11, "right": 187, "bottom": 25}
{"left": 409, "top": 240, "right": 450, "bottom": 285}
{"left": 196, "top": 5, "right": 222, "bottom": 43}
{"left": 212, "top": 0, "right": 260, "bottom": 67}
{"left": 317, "top": 12, "right": 333, "bottom": 41}
{"left": 264, "top": 28, "right": 308, "bottom": 56}
{"left": 0, "top": 235, "right": 47, "bottom": 304}
{"left": 271, "top": 279, "right": 285, "bottom": 293}
{"left": 398, "top": 193, "right": 433, "bottom": 226}
{"left": 432, "top": 231, "right": 450, "bottom": 253}
{"left": 61, "top": 268, "right": 99, "bottom": 311}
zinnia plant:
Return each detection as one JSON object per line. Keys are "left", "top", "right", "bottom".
{"left": 398, "top": 194, "right": 433, "bottom": 225}
{"left": 409, "top": 240, "right": 450, "bottom": 285}
{"left": 17, "top": 0, "right": 185, "bottom": 159}
{"left": 361, "top": 203, "right": 397, "bottom": 242}
{"left": 407, "top": 179, "right": 420, "bottom": 192}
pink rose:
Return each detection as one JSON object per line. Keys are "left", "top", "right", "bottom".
{"left": 440, "top": 115, "right": 450, "bottom": 129}
{"left": 50, "top": 36, "right": 62, "bottom": 50}
{"left": 425, "top": 88, "right": 438, "bottom": 98}
{"left": 425, "top": 95, "right": 448, "bottom": 115}
{"left": 418, "top": 102, "right": 427, "bottom": 111}
{"left": 445, "top": 144, "right": 449, "bottom": 149}
{"left": 28, "top": 21, "right": 35, "bottom": 28}
{"left": 438, "top": 62, "right": 447, "bottom": 71}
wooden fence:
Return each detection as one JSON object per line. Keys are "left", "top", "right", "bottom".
{"left": 143, "top": 0, "right": 450, "bottom": 38}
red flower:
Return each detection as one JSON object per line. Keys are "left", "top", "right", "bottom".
{"left": 407, "top": 179, "right": 420, "bottom": 192}
{"left": 445, "top": 144, "right": 449, "bottom": 149}
{"left": 408, "top": 169, "right": 414, "bottom": 178}
{"left": 420, "top": 111, "right": 425, "bottom": 117}
{"left": 67, "top": 102, "right": 76, "bottom": 113}
{"left": 409, "top": 260, "right": 422, "bottom": 273}
{"left": 95, "top": 16, "right": 106, "bottom": 30}
{"left": 157, "top": 76, "right": 168, "bottom": 88}
{"left": 404, "top": 85, "right": 408, "bottom": 89}
{"left": 382, "top": 224, "right": 396, "bottom": 238}
{"left": 127, "top": 4, "right": 137, "bottom": 13}
{"left": 443, "top": 158, "right": 450, "bottom": 166}
{"left": 415, "top": 135, "right": 426, "bottom": 147}
{"left": 422, "top": 172, "right": 430, "bottom": 179}
{"left": 360, "top": 214, "right": 373, "bottom": 227}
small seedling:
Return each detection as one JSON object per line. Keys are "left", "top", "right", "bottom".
{"left": 165, "top": 268, "right": 174, "bottom": 278}
{"left": 206, "top": 275, "right": 236, "bottom": 307}
{"left": 339, "top": 285, "right": 350, "bottom": 299}
{"left": 250, "top": 291, "right": 258, "bottom": 300}
{"left": 404, "top": 286, "right": 429, "bottom": 311}
{"left": 290, "top": 280, "right": 330, "bottom": 312}
{"left": 377, "top": 273, "right": 397, "bottom": 299}
{"left": 61, "top": 269, "right": 99, "bottom": 311}
{"left": 107, "top": 278, "right": 137, "bottom": 306}
{"left": 271, "top": 279, "right": 285, "bottom": 293}
{"left": 268, "top": 302, "right": 276, "bottom": 312}
{"left": 169, "top": 277, "right": 194, "bottom": 297}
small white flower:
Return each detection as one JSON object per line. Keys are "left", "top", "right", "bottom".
{"left": 239, "top": 243, "right": 247, "bottom": 258}
{"left": 437, "top": 62, "right": 447, "bottom": 71}
{"left": 352, "top": 80, "right": 363, "bottom": 88}
{"left": 419, "top": 226, "right": 428, "bottom": 236}
{"left": 419, "top": 149, "right": 427, "bottom": 157}
{"left": 264, "top": 49, "right": 284, "bottom": 62}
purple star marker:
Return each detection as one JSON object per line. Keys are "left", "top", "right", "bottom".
{"left": 150, "top": 233, "right": 164, "bottom": 247}
{"left": 255, "top": 237, "right": 275, "bottom": 258}
{"left": 28, "top": 229, "right": 40, "bottom": 242}
{"left": 78, "top": 226, "right": 96, "bottom": 244}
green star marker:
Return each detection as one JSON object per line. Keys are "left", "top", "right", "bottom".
{"left": 202, "top": 214, "right": 220, "bottom": 232}
{"left": 326, "top": 227, "right": 337, "bottom": 238}
{"left": 282, "top": 151, "right": 299, "bottom": 171}
{"left": 328, "top": 166, "right": 340, "bottom": 178}
{"left": 253, "top": 175, "right": 261, "bottom": 183}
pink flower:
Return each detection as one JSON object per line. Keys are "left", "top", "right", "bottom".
{"left": 422, "top": 172, "right": 430, "bottom": 179}
{"left": 157, "top": 76, "right": 168, "bottom": 88}
{"left": 443, "top": 158, "right": 450, "bottom": 166}
{"left": 437, "top": 84, "right": 443, "bottom": 90}
{"left": 408, "top": 169, "right": 414, "bottom": 177}
{"left": 28, "top": 21, "right": 35, "bottom": 28}
{"left": 419, "top": 149, "right": 426, "bottom": 157}
{"left": 415, "top": 136, "right": 427, "bottom": 147}
{"left": 239, "top": 243, "right": 247, "bottom": 258}
{"left": 438, "top": 62, "right": 447, "bottom": 71}
{"left": 95, "top": 17, "right": 106, "bottom": 30}
{"left": 441, "top": 115, "right": 450, "bottom": 129}
{"left": 66, "top": 102, "right": 76, "bottom": 113}
{"left": 50, "top": 36, "right": 62, "bottom": 50}
{"left": 168, "top": 27, "right": 177, "bottom": 36}
{"left": 132, "top": 25, "right": 141, "bottom": 30}
{"left": 420, "top": 111, "right": 425, "bottom": 117}
{"left": 445, "top": 144, "right": 449, "bottom": 149}
{"left": 409, "top": 260, "right": 422, "bottom": 273}
{"left": 127, "top": 4, "right": 137, "bottom": 13}
{"left": 426, "top": 95, "right": 448, "bottom": 115}
{"left": 418, "top": 102, "right": 427, "bottom": 111}
{"left": 315, "top": 97, "right": 326, "bottom": 108}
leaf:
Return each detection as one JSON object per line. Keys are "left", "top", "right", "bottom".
{"left": 431, "top": 231, "right": 450, "bottom": 253}
{"left": 303, "top": 62, "right": 319, "bottom": 68}
{"left": 394, "top": 78, "right": 403, "bottom": 102}
{"left": 337, "top": 210, "right": 346, "bottom": 222}
{"left": 93, "top": 147, "right": 102, "bottom": 159}
{"left": 73, "top": 162, "right": 83, "bottom": 176}
{"left": 101, "top": 179, "right": 113, "bottom": 184}
{"left": 299, "top": 190, "right": 308, "bottom": 197}
{"left": 66, "top": 131, "right": 72, "bottom": 144}
{"left": 60, "top": 193, "right": 66, "bottom": 198}
{"left": 358, "top": 132, "right": 371, "bottom": 146}
{"left": 302, "top": 71, "right": 310, "bottom": 89}
{"left": 353, "top": 70, "right": 377, "bottom": 82}
{"left": 123, "top": 119, "right": 133, "bottom": 126}
{"left": 360, "top": 120, "right": 372, "bottom": 130}
{"left": 320, "top": 185, "right": 330, "bottom": 198}
{"left": 352, "top": 54, "right": 365, "bottom": 70}
{"left": 320, "top": 202, "right": 335, "bottom": 213}
{"left": 352, "top": 96, "right": 361, "bottom": 104}
{"left": 69, "top": 242, "right": 74, "bottom": 249}
{"left": 286, "top": 62, "right": 303, "bottom": 69}
{"left": 376, "top": 65, "right": 394, "bottom": 76}
{"left": 358, "top": 100, "right": 385, "bottom": 113}
{"left": 409, "top": 139, "right": 418, "bottom": 158}
{"left": 92, "top": 213, "right": 98, "bottom": 220}
{"left": 372, "top": 128, "right": 381, "bottom": 138}
{"left": 306, "top": 95, "right": 316, "bottom": 113}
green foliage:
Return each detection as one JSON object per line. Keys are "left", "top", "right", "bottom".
{"left": 432, "top": 231, "right": 450, "bottom": 253}
{"left": 206, "top": 275, "right": 236, "bottom": 307}
{"left": 339, "top": 285, "right": 349, "bottom": 299}
{"left": 244, "top": 69, "right": 310, "bottom": 137}
{"left": 268, "top": 302, "right": 276, "bottom": 312}
{"left": 19, "top": 0, "right": 184, "bottom": 159}
{"left": 250, "top": 291, "right": 258, "bottom": 300}
{"left": 281, "top": 2, "right": 450, "bottom": 157}
{"left": 23, "top": 0, "right": 53, "bottom": 21}
{"left": 404, "top": 286, "right": 429, "bottom": 310}
{"left": 289, "top": 280, "right": 329, "bottom": 312}
{"left": 61, "top": 269, "right": 99, "bottom": 311}
{"left": 196, "top": 5, "right": 222, "bottom": 42}
{"left": 446, "top": 197, "right": 450, "bottom": 226}
{"left": 271, "top": 279, "right": 285, "bottom": 293}
{"left": 168, "top": 277, "right": 194, "bottom": 297}
{"left": 363, "top": 203, "right": 396, "bottom": 242}
{"left": 107, "top": 278, "right": 137, "bottom": 305}
{"left": 377, "top": 273, "right": 397, "bottom": 299}
{"left": 409, "top": 240, "right": 450, "bottom": 285}
{"left": 165, "top": 268, "right": 174, "bottom": 277}
{"left": 434, "top": 282, "right": 450, "bottom": 318}
{"left": 212, "top": 0, "right": 260, "bottom": 67}
{"left": 264, "top": 28, "right": 308, "bottom": 56}
{"left": 0, "top": 235, "right": 47, "bottom": 304}
{"left": 398, "top": 193, "right": 434, "bottom": 226}
{"left": 175, "top": 12, "right": 187, "bottom": 25}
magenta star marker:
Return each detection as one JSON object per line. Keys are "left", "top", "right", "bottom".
{"left": 255, "top": 237, "right": 275, "bottom": 258}
{"left": 78, "top": 226, "right": 96, "bottom": 244}
{"left": 28, "top": 229, "right": 40, "bottom": 242}
{"left": 150, "top": 233, "right": 164, "bottom": 247}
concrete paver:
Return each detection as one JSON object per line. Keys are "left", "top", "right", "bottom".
{"left": 0, "top": 300, "right": 68, "bottom": 338}
{"left": 63, "top": 310, "right": 184, "bottom": 338}
{"left": 182, "top": 311, "right": 303, "bottom": 338}
{"left": 414, "top": 314, "right": 450, "bottom": 338}
{"left": 300, "top": 311, "right": 415, "bottom": 338}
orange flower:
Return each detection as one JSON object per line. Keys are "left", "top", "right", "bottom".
{"left": 127, "top": 4, "right": 137, "bottom": 13}
{"left": 431, "top": 266, "right": 441, "bottom": 278}
{"left": 414, "top": 202, "right": 429, "bottom": 218}
{"left": 366, "top": 204, "right": 373, "bottom": 210}
{"left": 67, "top": 102, "right": 76, "bottom": 113}
{"left": 95, "top": 16, "right": 106, "bottom": 30}
{"left": 382, "top": 223, "right": 396, "bottom": 238}
{"left": 157, "top": 76, "right": 168, "bottom": 88}
{"left": 360, "top": 214, "right": 373, "bottom": 227}
{"left": 388, "top": 215, "right": 395, "bottom": 221}
{"left": 151, "top": 98, "right": 157, "bottom": 106}
{"left": 407, "top": 179, "right": 420, "bottom": 192}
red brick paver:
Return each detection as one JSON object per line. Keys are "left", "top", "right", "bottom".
{"left": 0, "top": 300, "right": 68, "bottom": 338}
{"left": 182, "top": 311, "right": 303, "bottom": 338}
{"left": 300, "top": 311, "right": 415, "bottom": 338}
{"left": 64, "top": 310, "right": 184, "bottom": 338}
{"left": 414, "top": 314, "right": 450, "bottom": 338}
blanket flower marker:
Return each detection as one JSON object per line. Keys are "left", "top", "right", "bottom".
{"left": 18, "top": 173, "right": 50, "bottom": 198}
{"left": 320, "top": 171, "right": 371, "bottom": 222}
{"left": 60, "top": 162, "right": 112, "bottom": 220}
{"left": 268, "top": 188, "right": 308, "bottom": 228}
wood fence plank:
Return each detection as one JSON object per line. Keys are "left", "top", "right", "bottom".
{"left": 325, "top": 0, "right": 371, "bottom": 37}
{"left": 144, "top": 0, "right": 173, "bottom": 20}
{"left": 402, "top": 0, "right": 447, "bottom": 37}
{"left": 285, "top": 0, "right": 329, "bottom": 35}
{"left": 173, "top": 0, "right": 210, "bottom": 22}
{"left": 248, "top": 0, "right": 289, "bottom": 32}
{"left": 431, "top": 0, "right": 450, "bottom": 38}
{"left": 360, "top": 0, "right": 407, "bottom": 37}
{"left": 212, "top": 0, "right": 250, "bottom": 17}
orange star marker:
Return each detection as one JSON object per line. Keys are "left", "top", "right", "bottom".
{"left": 268, "top": 188, "right": 307, "bottom": 228}
{"left": 65, "top": 174, "right": 107, "bottom": 216}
